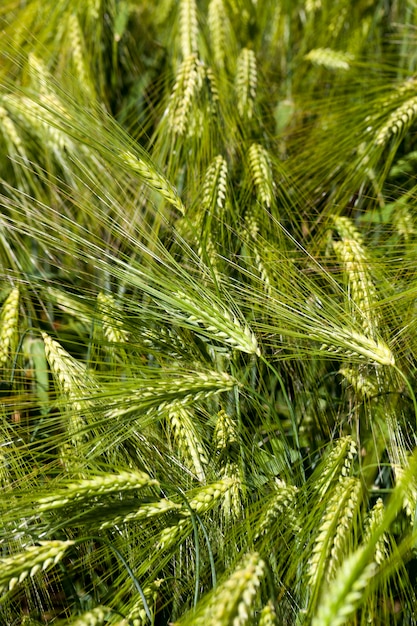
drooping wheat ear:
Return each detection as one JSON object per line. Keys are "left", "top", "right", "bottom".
{"left": 201, "top": 155, "right": 228, "bottom": 213}
{"left": 309, "top": 477, "right": 362, "bottom": 597}
{"left": 67, "top": 13, "right": 95, "bottom": 99}
{"left": 121, "top": 150, "right": 185, "bottom": 214}
{"left": 0, "top": 540, "right": 74, "bottom": 595}
{"left": 363, "top": 498, "right": 389, "bottom": 565}
{"left": 304, "top": 48, "right": 352, "bottom": 71}
{"left": 235, "top": 48, "right": 257, "bottom": 120}
{"left": 333, "top": 216, "right": 379, "bottom": 338}
{"left": 99, "top": 498, "right": 182, "bottom": 530}
{"left": 66, "top": 606, "right": 111, "bottom": 626}
{"left": 191, "top": 552, "right": 265, "bottom": 626}
{"left": 254, "top": 479, "right": 299, "bottom": 540}
{"left": 126, "top": 579, "right": 163, "bottom": 626}
{"left": 175, "top": 291, "right": 260, "bottom": 355}
{"left": 317, "top": 325, "right": 394, "bottom": 366}
{"left": 393, "top": 463, "right": 417, "bottom": 521}
{"left": 186, "top": 477, "right": 236, "bottom": 515}
{"left": 36, "top": 471, "right": 158, "bottom": 512}
{"left": 248, "top": 144, "right": 275, "bottom": 207}
{"left": 339, "top": 367, "right": 378, "bottom": 399}
{"left": 0, "top": 287, "right": 19, "bottom": 369}
{"left": 259, "top": 600, "right": 279, "bottom": 626}
{"left": 375, "top": 96, "right": 417, "bottom": 146}
{"left": 208, "top": 0, "right": 228, "bottom": 68}
{"left": 97, "top": 292, "right": 129, "bottom": 344}
{"left": 166, "top": 406, "right": 208, "bottom": 482}
{"left": 0, "top": 104, "right": 28, "bottom": 163}
{"left": 312, "top": 548, "right": 377, "bottom": 626}
{"left": 180, "top": 0, "right": 198, "bottom": 58}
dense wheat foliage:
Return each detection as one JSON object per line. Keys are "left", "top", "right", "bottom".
{"left": 2, "top": 0, "right": 417, "bottom": 624}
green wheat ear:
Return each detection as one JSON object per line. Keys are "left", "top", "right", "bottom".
{"left": 0, "top": 287, "right": 19, "bottom": 369}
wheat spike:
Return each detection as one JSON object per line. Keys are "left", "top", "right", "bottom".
{"left": 166, "top": 54, "right": 199, "bottom": 136}
{"left": 99, "top": 498, "right": 182, "bottom": 530}
{"left": 176, "top": 291, "right": 260, "bottom": 355}
{"left": 213, "top": 410, "right": 242, "bottom": 518}
{"left": 333, "top": 216, "right": 379, "bottom": 338}
{"left": 393, "top": 463, "right": 417, "bottom": 521}
{"left": 166, "top": 406, "right": 208, "bottom": 482}
{"left": 208, "top": 0, "right": 228, "bottom": 68}
{"left": 312, "top": 548, "right": 377, "bottom": 626}
{"left": 126, "top": 579, "right": 163, "bottom": 626}
{"left": 309, "top": 477, "right": 361, "bottom": 592}
{"left": 0, "top": 287, "right": 19, "bottom": 369}
{"left": 193, "top": 552, "right": 265, "bottom": 626}
{"left": 305, "top": 48, "right": 352, "bottom": 71}
{"left": 67, "top": 13, "right": 95, "bottom": 99}
{"left": 0, "top": 105, "right": 28, "bottom": 162}
{"left": 121, "top": 150, "right": 185, "bottom": 214}
{"left": 339, "top": 366, "right": 378, "bottom": 399}
{"left": 201, "top": 154, "right": 228, "bottom": 213}
{"left": 363, "top": 498, "right": 389, "bottom": 565}
{"left": 180, "top": 0, "right": 198, "bottom": 58}
{"left": 97, "top": 292, "right": 129, "bottom": 344}
{"left": 0, "top": 540, "right": 74, "bottom": 594}
{"left": 235, "top": 48, "right": 257, "bottom": 120}
{"left": 36, "top": 471, "right": 158, "bottom": 512}
{"left": 259, "top": 600, "right": 279, "bottom": 626}
{"left": 317, "top": 325, "right": 394, "bottom": 366}
{"left": 314, "top": 437, "right": 357, "bottom": 499}
{"left": 254, "top": 479, "right": 298, "bottom": 540}
{"left": 375, "top": 96, "right": 417, "bottom": 146}
{"left": 248, "top": 144, "right": 274, "bottom": 207}
{"left": 66, "top": 606, "right": 110, "bottom": 626}
{"left": 214, "top": 409, "right": 238, "bottom": 450}
{"left": 42, "top": 332, "right": 96, "bottom": 398}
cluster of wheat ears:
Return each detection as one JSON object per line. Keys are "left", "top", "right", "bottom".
{"left": 1, "top": 0, "right": 417, "bottom": 624}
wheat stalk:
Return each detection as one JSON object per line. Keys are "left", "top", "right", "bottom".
{"left": 0, "top": 540, "right": 74, "bottom": 594}
{"left": 0, "top": 287, "right": 19, "bottom": 369}
{"left": 235, "top": 48, "right": 257, "bottom": 120}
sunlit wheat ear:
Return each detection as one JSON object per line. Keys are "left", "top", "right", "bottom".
{"left": 213, "top": 408, "right": 238, "bottom": 450}
{"left": 235, "top": 48, "right": 257, "bottom": 121}
{"left": 304, "top": 48, "right": 352, "bottom": 71}
{"left": 339, "top": 367, "right": 378, "bottom": 399}
{"left": 242, "top": 212, "right": 273, "bottom": 296}
{"left": 208, "top": 0, "right": 229, "bottom": 69}
{"left": 180, "top": 0, "right": 198, "bottom": 58}
{"left": 35, "top": 471, "right": 158, "bottom": 512}
{"left": 363, "top": 498, "right": 389, "bottom": 565}
{"left": 97, "top": 292, "right": 129, "bottom": 344}
{"left": 166, "top": 406, "right": 208, "bottom": 482}
{"left": 65, "top": 605, "right": 111, "bottom": 626}
{"left": 0, "top": 540, "right": 74, "bottom": 595}
{"left": 312, "top": 548, "right": 376, "bottom": 626}
{"left": 375, "top": 95, "right": 417, "bottom": 146}
{"left": 317, "top": 326, "right": 394, "bottom": 366}
{"left": 259, "top": 600, "right": 279, "bottom": 626}
{"left": 120, "top": 150, "right": 185, "bottom": 214}
{"left": 187, "top": 552, "right": 265, "bottom": 626}
{"left": 254, "top": 479, "right": 298, "bottom": 540}
{"left": 0, "top": 287, "right": 19, "bottom": 369}
{"left": 165, "top": 54, "right": 199, "bottom": 136}
{"left": 99, "top": 498, "right": 182, "bottom": 530}
{"left": 67, "top": 13, "right": 95, "bottom": 100}
{"left": 308, "top": 477, "right": 362, "bottom": 600}
{"left": 333, "top": 216, "right": 379, "bottom": 338}
{"left": 175, "top": 291, "right": 260, "bottom": 356}
{"left": 248, "top": 144, "right": 275, "bottom": 208}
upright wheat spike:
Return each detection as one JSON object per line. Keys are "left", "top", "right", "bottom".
{"left": 208, "top": 0, "right": 228, "bottom": 68}
{"left": 213, "top": 410, "right": 242, "bottom": 518}
{"left": 179, "top": 0, "right": 198, "bottom": 58}
{"left": 201, "top": 154, "right": 228, "bottom": 213}
{"left": 254, "top": 479, "right": 298, "bottom": 540}
{"left": 314, "top": 437, "right": 357, "bottom": 499}
{"left": 333, "top": 216, "right": 379, "bottom": 338}
{"left": 363, "top": 498, "right": 389, "bottom": 565}
{"left": 166, "top": 406, "right": 208, "bottom": 482}
{"left": 235, "top": 48, "right": 257, "bottom": 120}
{"left": 67, "top": 13, "right": 95, "bottom": 99}
{"left": 0, "top": 287, "right": 19, "bottom": 369}
{"left": 248, "top": 144, "right": 274, "bottom": 207}
{"left": 190, "top": 552, "right": 265, "bottom": 626}
{"left": 0, "top": 540, "right": 74, "bottom": 594}
{"left": 259, "top": 600, "right": 279, "bottom": 626}
{"left": 0, "top": 105, "right": 28, "bottom": 163}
